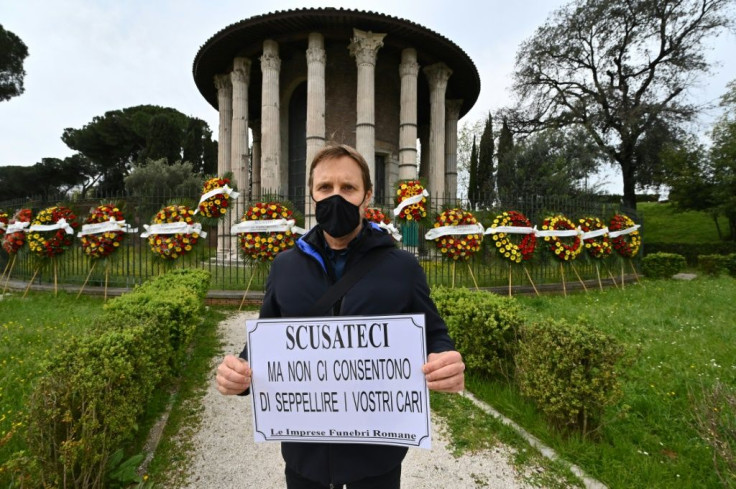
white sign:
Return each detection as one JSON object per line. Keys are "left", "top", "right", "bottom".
{"left": 247, "top": 314, "right": 431, "bottom": 449}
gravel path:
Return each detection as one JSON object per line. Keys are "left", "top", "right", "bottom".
{"left": 178, "top": 311, "right": 536, "bottom": 489}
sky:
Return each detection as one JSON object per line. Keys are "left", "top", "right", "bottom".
{"left": 2, "top": 0, "right": 735, "bottom": 194}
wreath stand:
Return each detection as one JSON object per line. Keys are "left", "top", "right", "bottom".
{"left": 559, "top": 263, "right": 567, "bottom": 297}
{"left": 571, "top": 263, "right": 588, "bottom": 293}
{"left": 77, "top": 261, "right": 97, "bottom": 299}
{"left": 23, "top": 265, "right": 42, "bottom": 298}
{"left": 239, "top": 262, "right": 266, "bottom": 311}
{"left": 1, "top": 254, "right": 17, "bottom": 294}
{"left": 595, "top": 263, "right": 604, "bottom": 291}
{"left": 523, "top": 266, "right": 540, "bottom": 296}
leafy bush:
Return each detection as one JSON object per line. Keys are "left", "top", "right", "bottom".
{"left": 725, "top": 254, "right": 736, "bottom": 277}
{"left": 640, "top": 252, "right": 686, "bottom": 278}
{"left": 698, "top": 254, "right": 731, "bottom": 276}
{"left": 516, "top": 319, "right": 626, "bottom": 437}
{"left": 431, "top": 287, "right": 523, "bottom": 380}
{"left": 645, "top": 242, "right": 736, "bottom": 266}
{"left": 20, "top": 269, "right": 210, "bottom": 489}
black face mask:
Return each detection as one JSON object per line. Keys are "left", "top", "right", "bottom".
{"left": 315, "top": 194, "right": 363, "bottom": 238}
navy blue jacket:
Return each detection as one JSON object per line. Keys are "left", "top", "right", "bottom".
{"left": 240, "top": 221, "right": 455, "bottom": 485}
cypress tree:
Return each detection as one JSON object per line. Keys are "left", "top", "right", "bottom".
{"left": 477, "top": 113, "right": 495, "bottom": 207}
{"left": 496, "top": 118, "right": 515, "bottom": 205}
{"left": 468, "top": 136, "right": 478, "bottom": 208}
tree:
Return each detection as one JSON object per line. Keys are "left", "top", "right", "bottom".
{"left": 124, "top": 158, "right": 202, "bottom": 197}
{"left": 511, "top": 0, "right": 734, "bottom": 209}
{"left": 477, "top": 113, "right": 495, "bottom": 207}
{"left": 496, "top": 118, "right": 515, "bottom": 204}
{"left": 709, "top": 80, "right": 736, "bottom": 239}
{"left": 0, "top": 24, "right": 29, "bottom": 102}
{"left": 455, "top": 118, "right": 483, "bottom": 201}
{"left": 468, "top": 137, "right": 479, "bottom": 208}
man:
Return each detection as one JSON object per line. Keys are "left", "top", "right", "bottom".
{"left": 216, "top": 144, "right": 465, "bottom": 488}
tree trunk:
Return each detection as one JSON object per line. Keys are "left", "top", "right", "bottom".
{"left": 619, "top": 159, "right": 637, "bottom": 211}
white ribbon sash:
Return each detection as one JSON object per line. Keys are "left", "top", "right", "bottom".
{"left": 77, "top": 218, "right": 138, "bottom": 237}
{"left": 231, "top": 219, "right": 302, "bottom": 235}
{"left": 377, "top": 221, "right": 402, "bottom": 241}
{"left": 141, "top": 222, "right": 207, "bottom": 238}
{"left": 609, "top": 224, "right": 640, "bottom": 238}
{"left": 28, "top": 218, "right": 74, "bottom": 235}
{"left": 0, "top": 222, "right": 6, "bottom": 232}
{"left": 6, "top": 221, "right": 30, "bottom": 234}
{"left": 193, "top": 184, "right": 240, "bottom": 214}
{"left": 484, "top": 225, "right": 535, "bottom": 235}
{"left": 581, "top": 227, "right": 609, "bottom": 240}
{"left": 393, "top": 189, "right": 429, "bottom": 217}
{"left": 425, "top": 223, "right": 485, "bottom": 240}
{"left": 534, "top": 227, "right": 582, "bottom": 238}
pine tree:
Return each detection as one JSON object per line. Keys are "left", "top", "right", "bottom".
{"left": 496, "top": 118, "right": 515, "bottom": 205}
{"left": 477, "top": 113, "right": 495, "bottom": 207}
{"left": 468, "top": 136, "right": 479, "bottom": 208}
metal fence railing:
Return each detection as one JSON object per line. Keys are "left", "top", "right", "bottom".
{"left": 0, "top": 190, "right": 638, "bottom": 293}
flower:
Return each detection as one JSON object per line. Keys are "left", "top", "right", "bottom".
{"left": 363, "top": 207, "right": 390, "bottom": 225}
{"left": 198, "top": 177, "right": 234, "bottom": 218}
{"left": 1, "top": 209, "right": 32, "bottom": 254}
{"left": 541, "top": 214, "right": 582, "bottom": 262}
{"left": 80, "top": 204, "right": 126, "bottom": 260}
{"left": 147, "top": 205, "right": 200, "bottom": 260}
{"left": 0, "top": 210, "right": 8, "bottom": 240}
{"left": 430, "top": 208, "right": 482, "bottom": 261}
{"left": 609, "top": 213, "right": 641, "bottom": 258}
{"left": 489, "top": 211, "right": 536, "bottom": 264}
{"left": 27, "top": 206, "right": 79, "bottom": 258}
{"left": 578, "top": 216, "right": 612, "bottom": 259}
{"left": 238, "top": 202, "right": 296, "bottom": 262}
{"left": 394, "top": 180, "right": 427, "bottom": 221}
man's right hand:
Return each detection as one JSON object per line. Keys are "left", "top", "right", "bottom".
{"left": 216, "top": 354, "right": 252, "bottom": 395}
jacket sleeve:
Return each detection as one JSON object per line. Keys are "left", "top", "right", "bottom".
{"left": 409, "top": 258, "right": 456, "bottom": 354}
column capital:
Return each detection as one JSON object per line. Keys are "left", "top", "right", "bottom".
{"left": 445, "top": 99, "right": 463, "bottom": 119}
{"left": 307, "top": 32, "right": 326, "bottom": 64}
{"left": 348, "top": 28, "right": 386, "bottom": 66}
{"left": 399, "top": 48, "right": 420, "bottom": 78}
{"left": 231, "top": 57, "right": 251, "bottom": 85}
{"left": 214, "top": 73, "right": 232, "bottom": 91}
{"left": 261, "top": 40, "right": 281, "bottom": 71}
{"left": 423, "top": 62, "right": 452, "bottom": 88}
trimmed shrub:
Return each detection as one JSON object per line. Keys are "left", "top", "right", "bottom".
{"left": 641, "top": 252, "right": 686, "bottom": 278}
{"left": 431, "top": 286, "right": 523, "bottom": 380}
{"left": 698, "top": 254, "right": 731, "bottom": 276}
{"left": 516, "top": 319, "right": 626, "bottom": 437}
{"left": 21, "top": 269, "right": 210, "bottom": 489}
{"left": 725, "top": 254, "right": 736, "bottom": 277}
{"left": 645, "top": 242, "right": 736, "bottom": 266}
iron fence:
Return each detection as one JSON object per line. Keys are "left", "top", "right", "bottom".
{"left": 0, "top": 190, "right": 638, "bottom": 292}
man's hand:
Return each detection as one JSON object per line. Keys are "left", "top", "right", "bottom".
{"left": 216, "top": 354, "right": 252, "bottom": 395}
{"left": 422, "top": 350, "right": 465, "bottom": 393}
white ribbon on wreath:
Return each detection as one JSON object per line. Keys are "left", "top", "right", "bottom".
{"left": 533, "top": 226, "right": 583, "bottom": 238}
{"left": 231, "top": 218, "right": 305, "bottom": 235}
{"left": 581, "top": 227, "right": 609, "bottom": 240}
{"left": 424, "top": 223, "right": 485, "bottom": 240}
{"left": 393, "top": 189, "right": 429, "bottom": 217}
{"left": 376, "top": 221, "right": 402, "bottom": 241}
{"left": 6, "top": 221, "right": 30, "bottom": 234}
{"left": 0, "top": 221, "right": 6, "bottom": 232}
{"left": 28, "top": 218, "right": 74, "bottom": 235}
{"left": 608, "top": 224, "right": 640, "bottom": 238}
{"left": 77, "top": 218, "right": 138, "bottom": 237}
{"left": 193, "top": 184, "right": 240, "bottom": 215}
{"left": 140, "top": 222, "right": 207, "bottom": 238}
{"left": 484, "top": 225, "right": 535, "bottom": 235}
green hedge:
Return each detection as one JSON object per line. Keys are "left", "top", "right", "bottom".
{"left": 644, "top": 242, "right": 736, "bottom": 266}
{"left": 698, "top": 254, "right": 731, "bottom": 276}
{"left": 21, "top": 269, "right": 210, "bottom": 489}
{"left": 431, "top": 286, "right": 523, "bottom": 380}
{"left": 640, "top": 252, "right": 686, "bottom": 278}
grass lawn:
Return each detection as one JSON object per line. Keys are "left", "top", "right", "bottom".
{"left": 638, "top": 202, "right": 729, "bottom": 243}
{"left": 467, "top": 276, "right": 736, "bottom": 488}
{"left": 0, "top": 291, "right": 107, "bottom": 482}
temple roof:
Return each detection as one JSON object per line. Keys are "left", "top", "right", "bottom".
{"left": 193, "top": 8, "right": 481, "bottom": 120}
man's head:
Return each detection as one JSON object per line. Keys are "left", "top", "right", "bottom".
{"left": 308, "top": 144, "right": 373, "bottom": 197}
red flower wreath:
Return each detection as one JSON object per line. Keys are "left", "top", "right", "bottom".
{"left": 198, "top": 177, "right": 236, "bottom": 218}
{"left": 0, "top": 210, "right": 8, "bottom": 239}
{"left": 489, "top": 211, "right": 537, "bottom": 264}
{"left": 364, "top": 207, "right": 390, "bottom": 225}
{"left": 429, "top": 208, "right": 483, "bottom": 261}
{"left": 2, "top": 209, "right": 32, "bottom": 254}
{"left": 27, "top": 206, "right": 79, "bottom": 258}
{"left": 394, "top": 180, "right": 427, "bottom": 221}
{"left": 578, "top": 216, "right": 612, "bottom": 259}
{"left": 609, "top": 214, "right": 641, "bottom": 258}
{"left": 540, "top": 215, "right": 582, "bottom": 262}
{"left": 146, "top": 205, "right": 201, "bottom": 260}
{"left": 237, "top": 202, "right": 297, "bottom": 262}
{"left": 80, "top": 204, "right": 126, "bottom": 259}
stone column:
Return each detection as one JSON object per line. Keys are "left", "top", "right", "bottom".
{"left": 251, "top": 121, "right": 262, "bottom": 199}
{"left": 214, "top": 74, "right": 233, "bottom": 178}
{"left": 418, "top": 124, "right": 429, "bottom": 181}
{"left": 349, "top": 28, "right": 385, "bottom": 187}
{"left": 398, "top": 48, "right": 420, "bottom": 181}
{"left": 260, "top": 40, "right": 281, "bottom": 195}
{"left": 445, "top": 99, "right": 463, "bottom": 202}
{"left": 423, "top": 62, "right": 452, "bottom": 203}
{"left": 230, "top": 57, "right": 251, "bottom": 198}
{"left": 305, "top": 33, "right": 326, "bottom": 228}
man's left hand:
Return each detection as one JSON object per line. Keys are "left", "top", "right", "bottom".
{"left": 423, "top": 350, "right": 465, "bottom": 393}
